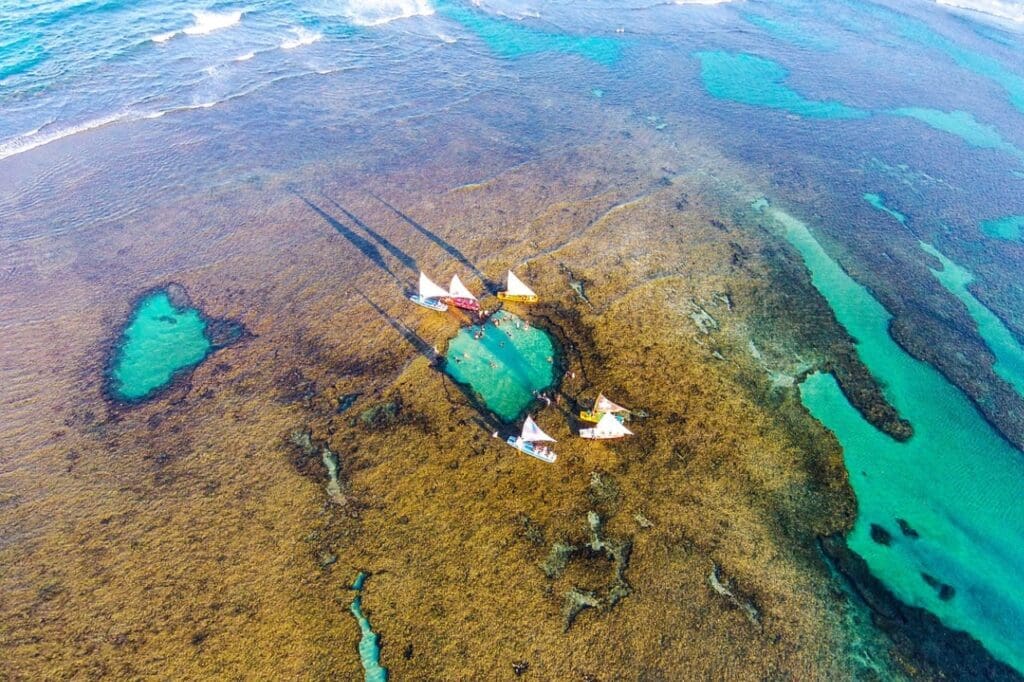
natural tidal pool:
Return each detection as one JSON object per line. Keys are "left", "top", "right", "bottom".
{"left": 107, "top": 289, "right": 214, "bottom": 401}
{"left": 443, "top": 310, "right": 558, "bottom": 422}
{"left": 769, "top": 205, "right": 1024, "bottom": 673}
{"left": 981, "top": 215, "right": 1024, "bottom": 242}
{"left": 349, "top": 572, "right": 387, "bottom": 682}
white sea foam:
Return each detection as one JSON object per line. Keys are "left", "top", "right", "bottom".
{"left": 234, "top": 51, "right": 256, "bottom": 61}
{"left": 343, "top": 0, "right": 435, "bottom": 27}
{"left": 0, "top": 112, "right": 135, "bottom": 161}
{"left": 280, "top": 27, "right": 323, "bottom": 49}
{"left": 936, "top": 0, "right": 1024, "bottom": 23}
{"left": 151, "top": 9, "right": 244, "bottom": 43}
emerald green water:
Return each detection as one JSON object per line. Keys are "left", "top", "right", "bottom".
{"left": 981, "top": 216, "right": 1024, "bottom": 242}
{"left": 920, "top": 243, "right": 1024, "bottom": 398}
{"left": 108, "top": 290, "right": 213, "bottom": 401}
{"left": 768, "top": 206, "right": 1024, "bottom": 673}
{"left": 863, "top": 193, "right": 907, "bottom": 225}
{"left": 349, "top": 572, "right": 387, "bottom": 682}
{"left": 443, "top": 310, "right": 557, "bottom": 422}
{"left": 436, "top": 1, "right": 621, "bottom": 66}
{"left": 889, "top": 108, "right": 1024, "bottom": 159}
{"left": 694, "top": 51, "right": 867, "bottom": 119}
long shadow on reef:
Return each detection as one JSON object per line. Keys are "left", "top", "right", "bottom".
{"left": 325, "top": 197, "right": 419, "bottom": 275}
{"left": 373, "top": 194, "right": 501, "bottom": 294}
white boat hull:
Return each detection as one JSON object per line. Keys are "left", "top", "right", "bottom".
{"left": 506, "top": 436, "right": 556, "bottom": 463}
{"left": 408, "top": 294, "right": 448, "bottom": 312}
{"left": 579, "top": 429, "right": 630, "bottom": 440}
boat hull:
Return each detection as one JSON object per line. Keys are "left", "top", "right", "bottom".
{"left": 447, "top": 297, "right": 481, "bottom": 312}
{"left": 579, "top": 429, "right": 630, "bottom": 439}
{"left": 579, "top": 410, "right": 627, "bottom": 424}
{"left": 506, "top": 436, "right": 556, "bottom": 463}
{"left": 409, "top": 295, "right": 448, "bottom": 312}
{"left": 497, "top": 292, "right": 539, "bottom": 304}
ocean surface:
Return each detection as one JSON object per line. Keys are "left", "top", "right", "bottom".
{"left": 3, "top": 0, "right": 1024, "bottom": 677}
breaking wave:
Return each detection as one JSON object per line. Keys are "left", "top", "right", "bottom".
{"left": 280, "top": 27, "right": 323, "bottom": 49}
{"left": 342, "top": 0, "right": 435, "bottom": 27}
{"left": 936, "top": 0, "right": 1024, "bottom": 22}
{"left": 151, "top": 10, "right": 244, "bottom": 43}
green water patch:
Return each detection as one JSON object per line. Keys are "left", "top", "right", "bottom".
{"left": 349, "top": 572, "right": 387, "bottom": 682}
{"left": 920, "top": 242, "right": 1024, "bottom": 398}
{"left": 694, "top": 51, "right": 868, "bottom": 119}
{"left": 437, "top": 1, "right": 621, "bottom": 66}
{"left": 106, "top": 286, "right": 242, "bottom": 402}
{"left": 443, "top": 310, "right": 558, "bottom": 422}
{"left": 769, "top": 206, "right": 1024, "bottom": 673}
{"left": 889, "top": 108, "right": 1024, "bottom": 159}
{"left": 981, "top": 215, "right": 1024, "bottom": 242}
{"left": 863, "top": 192, "right": 908, "bottom": 225}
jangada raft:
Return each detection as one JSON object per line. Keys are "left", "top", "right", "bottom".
{"left": 447, "top": 274, "right": 481, "bottom": 312}
{"left": 409, "top": 271, "right": 449, "bottom": 312}
{"left": 580, "top": 411, "right": 634, "bottom": 440}
{"left": 507, "top": 415, "right": 557, "bottom": 463}
{"left": 497, "top": 270, "right": 539, "bottom": 304}
{"left": 579, "top": 393, "right": 630, "bottom": 424}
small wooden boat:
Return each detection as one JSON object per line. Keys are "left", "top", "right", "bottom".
{"left": 506, "top": 415, "right": 557, "bottom": 463}
{"left": 579, "top": 393, "right": 631, "bottom": 423}
{"left": 580, "top": 412, "right": 634, "bottom": 440}
{"left": 408, "top": 271, "right": 449, "bottom": 312}
{"left": 447, "top": 274, "right": 481, "bottom": 312}
{"left": 497, "top": 270, "right": 539, "bottom": 304}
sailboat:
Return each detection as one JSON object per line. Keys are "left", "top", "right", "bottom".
{"left": 580, "top": 411, "right": 634, "bottom": 440}
{"left": 506, "top": 415, "right": 557, "bottom": 463}
{"left": 579, "top": 393, "right": 630, "bottom": 423}
{"left": 497, "top": 270, "right": 539, "bottom": 303}
{"left": 447, "top": 274, "right": 481, "bottom": 312}
{"left": 408, "top": 272, "right": 449, "bottom": 312}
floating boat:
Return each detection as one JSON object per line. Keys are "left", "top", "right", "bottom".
{"left": 409, "top": 272, "right": 450, "bottom": 312}
{"left": 497, "top": 270, "right": 539, "bottom": 304}
{"left": 580, "top": 411, "right": 634, "bottom": 440}
{"left": 506, "top": 415, "right": 557, "bottom": 463}
{"left": 579, "top": 393, "right": 631, "bottom": 423}
{"left": 447, "top": 274, "right": 481, "bottom": 312}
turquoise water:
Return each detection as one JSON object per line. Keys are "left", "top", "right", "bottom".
{"left": 444, "top": 310, "right": 557, "bottom": 422}
{"left": 863, "top": 192, "right": 907, "bottom": 225}
{"left": 437, "top": 1, "right": 621, "bottom": 65}
{"left": 981, "top": 215, "right": 1024, "bottom": 242}
{"left": 349, "top": 572, "right": 388, "bottom": 682}
{"left": 694, "top": 51, "right": 867, "bottom": 119}
{"left": 108, "top": 290, "right": 213, "bottom": 401}
{"left": 920, "top": 242, "right": 1024, "bottom": 398}
{"left": 889, "top": 108, "right": 1024, "bottom": 159}
{"left": 743, "top": 14, "right": 834, "bottom": 52}
{"left": 771, "top": 206, "right": 1024, "bottom": 673}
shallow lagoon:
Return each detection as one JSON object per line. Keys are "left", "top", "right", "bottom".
{"left": 443, "top": 310, "right": 557, "bottom": 422}
{"left": 107, "top": 290, "right": 213, "bottom": 401}
{"left": 773, "top": 206, "right": 1024, "bottom": 672}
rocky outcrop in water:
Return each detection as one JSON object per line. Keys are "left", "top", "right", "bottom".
{"left": 819, "top": 534, "right": 1022, "bottom": 681}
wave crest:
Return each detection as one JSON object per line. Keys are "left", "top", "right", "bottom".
{"left": 151, "top": 10, "right": 244, "bottom": 43}
{"left": 343, "top": 0, "right": 435, "bottom": 27}
{"left": 936, "top": 0, "right": 1024, "bottom": 23}
{"left": 280, "top": 27, "right": 323, "bottom": 49}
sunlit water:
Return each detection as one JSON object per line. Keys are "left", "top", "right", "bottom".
{"left": 3, "top": 0, "right": 1024, "bottom": 674}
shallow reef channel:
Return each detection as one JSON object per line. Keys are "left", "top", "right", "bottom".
{"left": 349, "top": 572, "right": 387, "bottom": 682}
{"left": 443, "top": 310, "right": 560, "bottom": 422}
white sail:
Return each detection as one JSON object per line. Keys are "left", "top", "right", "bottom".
{"left": 448, "top": 274, "right": 477, "bottom": 300}
{"left": 521, "top": 416, "right": 556, "bottom": 442}
{"left": 594, "top": 393, "right": 628, "bottom": 413}
{"left": 506, "top": 270, "right": 536, "bottom": 297}
{"left": 594, "top": 411, "right": 632, "bottom": 436}
{"left": 419, "top": 272, "right": 449, "bottom": 300}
